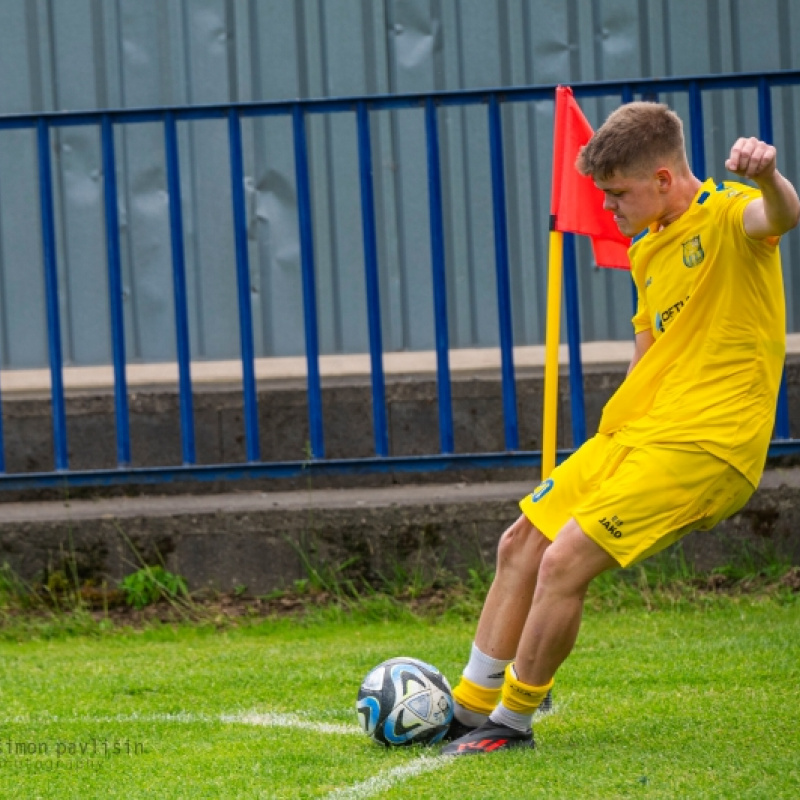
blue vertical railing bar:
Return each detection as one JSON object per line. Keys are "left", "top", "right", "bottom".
{"left": 688, "top": 82, "right": 706, "bottom": 179}
{"left": 0, "top": 375, "right": 5, "bottom": 473}
{"left": 487, "top": 94, "right": 519, "bottom": 451}
{"left": 356, "top": 102, "right": 389, "bottom": 457}
{"left": 622, "top": 87, "right": 640, "bottom": 321}
{"left": 292, "top": 104, "right": 325, "bottom": 459}
{"left": 757, "top": 76, "right": 773, "bottom": 143}
{"left": 773, "top": 355, "right": 790, "bottom": 428}
{"left": 36, "top": 118, "right": 69, "bottom": 471}
{"left": 562, "top": 233, "right": 587, "bottom": 448}
{"left": 758, "top": 78, "right": 791, "bottom": 439}
{"left": 100, "top": 115, "right": 131, "bottom": 467}
{"left": 227, "top": 108, "right": 261, "bottom": 462}
{"left": 164, "top": 111, "right": 197, "bottom": 463}
{"left": 424, "top": 97, "right": 454, "bottom": 454}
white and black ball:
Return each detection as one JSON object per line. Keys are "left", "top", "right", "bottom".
{"left": 356, "top": 656, "right": 454, "bottom": 746}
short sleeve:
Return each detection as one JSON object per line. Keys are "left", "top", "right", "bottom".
{"left": 628, "top": 231, "right": 652, "bottom": 334}
{"left": 631, "top": 286, "right": 651, "bottom": 334}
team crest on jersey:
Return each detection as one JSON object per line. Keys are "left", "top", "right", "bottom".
{"left": 682, "top": 235, "right": 704, "bottom": 267}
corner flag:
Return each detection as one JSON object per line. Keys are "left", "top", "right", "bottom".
{"left": 541, "top": 87, "right": 630, "bottom": 479}
{"left": 550, "top": 86, "right": 630, "bottom": 269}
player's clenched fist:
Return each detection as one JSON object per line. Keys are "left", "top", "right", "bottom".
{"left": 725, "top": 137, "right": 777, "bottom": 180}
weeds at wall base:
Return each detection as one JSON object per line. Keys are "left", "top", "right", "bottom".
{"left": 0, "top": 557, "right": 797, "bottom": 642}
{"left": 0, "top": 534, "right": 796, "bottom": 640}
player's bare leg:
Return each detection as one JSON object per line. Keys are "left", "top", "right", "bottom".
{"left": 475, "top": 514, "right": 551, "bottom": 659}
{"left": 444, "top": 519, "right": 616, "bottom": 755}
{"left": 513, "top": 518, "right": 617, "bottom": 686}
{"left": 447, "top": 515, "right": 550, "bottom": 736}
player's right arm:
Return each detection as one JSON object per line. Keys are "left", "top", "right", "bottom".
{"left": 725, "top": 138, "right": 800, "bottom": 238}
{"left": 627, "top": 329, "right": 655, "bottom": 375}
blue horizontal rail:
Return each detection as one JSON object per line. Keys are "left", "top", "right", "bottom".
{"left": 0, "top": 451, "right": 564, "bottom": 492}
{"left": 0, "top": 70, "right": 798, "bottom": 131}
{"left": 0, "top": 69, "right": 798, "bottom": 490}
{"left": 1, "top": 437, "right": 799, "bottom": 493}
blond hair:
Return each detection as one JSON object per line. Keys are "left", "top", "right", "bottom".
{"left": 576, "top": 101, "right": 688, "bottom": 179}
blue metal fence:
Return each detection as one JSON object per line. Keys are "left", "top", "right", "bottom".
{"left": 2, "top": 70, "right": 800, "bottom": 491}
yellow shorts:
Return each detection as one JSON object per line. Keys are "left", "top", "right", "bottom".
{"left": 519, "top": 434, "right": 755, "bottom": 568}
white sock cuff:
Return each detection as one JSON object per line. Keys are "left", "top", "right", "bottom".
{"left": 462, "top": 642, "right": 513, "bottom": 689}
{"left": 489, "top": 702, "right": 533, "bottom": 733}
{"left": 453, "top": 702, "right": 489, "bottom": 728}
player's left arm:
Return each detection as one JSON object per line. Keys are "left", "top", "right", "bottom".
{"left": 627, "top": 329, "right": 655, "bottom": 375}
{"left": 725, "top": 137, "right": 800, "bottom": 239}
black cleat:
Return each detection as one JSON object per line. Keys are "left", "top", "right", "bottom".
{"left": 440, "top": 717, "right": 478, "bottom": 742}
{"left": 441, "top": 689, "right": 553, "bottom": 745}
{"left": 441, "top": 689, "right": 553, "bottom": 744}
{"left": 441, "top": 720, "right": 534, "bottom": 756}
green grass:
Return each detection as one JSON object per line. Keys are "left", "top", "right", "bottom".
{"left": 0, "top": 591, "right": 797, "bottom": 799}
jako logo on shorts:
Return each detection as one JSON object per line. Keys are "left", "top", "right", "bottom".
{"left": 531, "top": 479, "right": 554, "bottom": 502}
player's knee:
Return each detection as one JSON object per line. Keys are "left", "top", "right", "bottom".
{"left": 495, "top": 515, "right": 548, "bottom": 576}
{"left": 536, "top": 545, "right": 576, "bottom": 590}
{"left": 536, "top": 529, "right": 608, "bottom": 595}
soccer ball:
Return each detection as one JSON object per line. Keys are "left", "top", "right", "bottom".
{"left": 356, "top": 657, "right": 454, "bottom": 746}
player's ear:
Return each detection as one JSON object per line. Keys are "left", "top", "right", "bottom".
{"left": 654, "top": 168, "right": 672, "bottom": 192}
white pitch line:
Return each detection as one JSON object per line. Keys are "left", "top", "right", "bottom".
{"left": 323, "top": 756, "right": 451, "bottom": 800}
{"left": 4, "top": 710, "right": 451, "bottom": 798}
{"left": 0, "top": 710, "right": 358, "bottom": 736}
{"left": 221, "top": 711, "right": 358, "bottom": 736}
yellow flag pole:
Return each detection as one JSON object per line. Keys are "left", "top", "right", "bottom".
{"left": 542, "top": 228, "right": 563, "bottom": 480}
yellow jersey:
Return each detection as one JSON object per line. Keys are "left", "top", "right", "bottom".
{"left": 598, "top": 178, "right": 786, "bottom": 487}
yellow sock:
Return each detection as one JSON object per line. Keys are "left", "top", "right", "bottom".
{"left": 500, "top": 663, "right": 554, "bottom": 714}
{"left": 452, "top": 675, "right": 502, "bottom": 716}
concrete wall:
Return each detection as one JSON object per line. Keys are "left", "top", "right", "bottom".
{"left": 0, "top": 363, "right": 621, "bottom": 477}
{"left": 0, "top": 360, "right": 799, "bottom": 594}
{"left": 3, "top": 356, "right": 800, "bottom": 480}
{"left": 0, "top": 476, "right": 798, "bottom": 597}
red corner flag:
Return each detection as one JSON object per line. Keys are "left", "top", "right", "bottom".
{"left": 550, "top": 86, "right": 630, "bottom": 270}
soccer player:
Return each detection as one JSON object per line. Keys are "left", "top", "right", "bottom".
{"left": 442, "top": 101, "right": 800, "bottom": 756}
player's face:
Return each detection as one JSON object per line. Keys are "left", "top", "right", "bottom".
{"left": 595, "top": 171, "right": 665, "bottom": 238}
